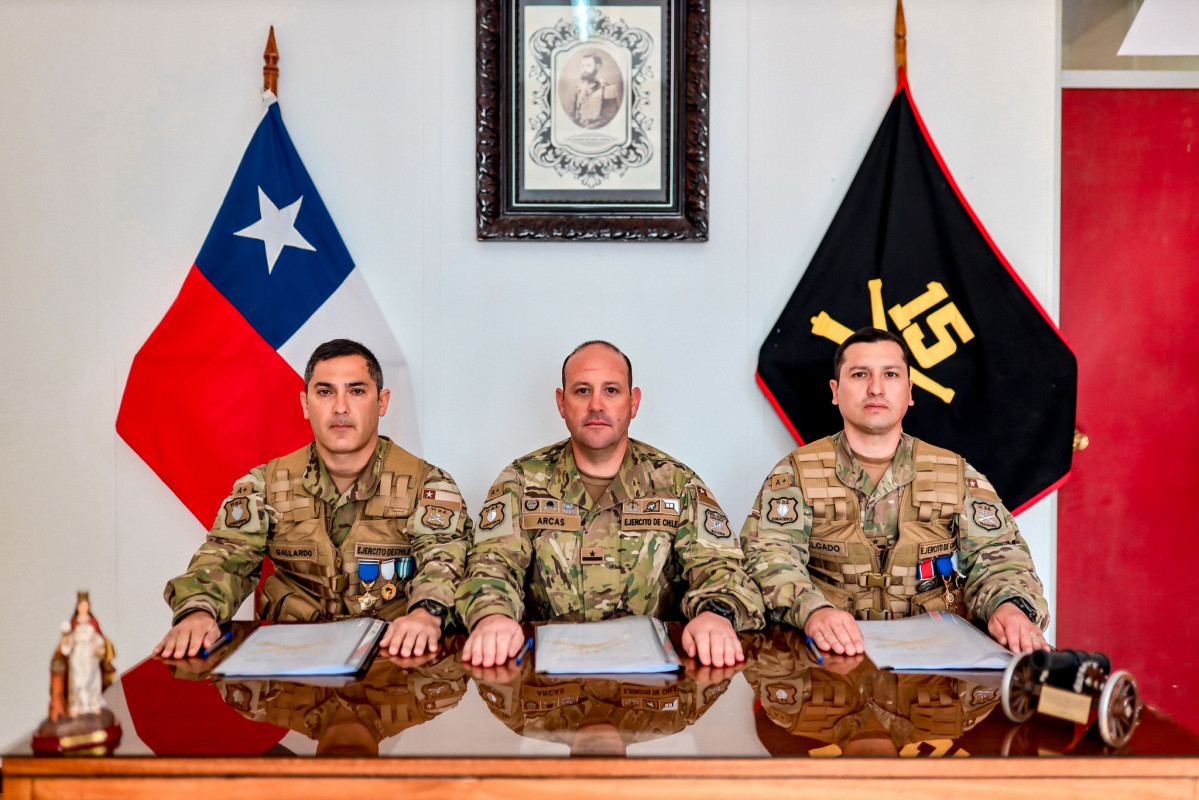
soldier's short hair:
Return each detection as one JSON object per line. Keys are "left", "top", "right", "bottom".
{"left": 562, "top": 340, "right": 632, "bottom": 389}
{"left": 305, "top": 339, "right": 384, "bottom": 392}
{"left": 833, "top": 327, "right": 913, "bottom": 380}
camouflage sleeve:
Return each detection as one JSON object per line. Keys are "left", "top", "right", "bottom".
{"left": 674, "top": 475, "right": 766, "bottom": 631}
{"left": 958, "top": 464, "right": 1050, "bottom": 629}
{"left": 739, "top": 457, "right": 834, "bottom": 631}
{"left": 163, "top": 466, "right": 271, "bottom": 624}
{"left": 405, "top": 465, "right": 473, "bottom": 625}
{"left": 454, "top": 466, "right": 531, "bottom": 630}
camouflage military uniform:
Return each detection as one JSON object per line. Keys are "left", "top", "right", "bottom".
{"left": 740, "top": 432, "right": 1047, "bottom": 630}
{"left": 456, "top": 438, "right": 765, "bottom": 630}
{"left": 165, "top": 437, "right": 471, "bottom": 625}
{"left": 475, "top": 657, "right": 731, "bottom": 748}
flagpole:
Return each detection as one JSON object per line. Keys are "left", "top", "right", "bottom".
{"left": 895, "top": 0, "right": 907, "bottom": 84}
{"left": 263, "top": 26, "right": 279, "bottom": 96}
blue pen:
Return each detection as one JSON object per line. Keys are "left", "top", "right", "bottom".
{"left": 201, "top": 630, "right": 234, "bottom": 659}
{"left": 805, "top": 635, "right": 825, "bottom": 665}
{"left": 515, "top": 636, "right": 534, "bottom": 666}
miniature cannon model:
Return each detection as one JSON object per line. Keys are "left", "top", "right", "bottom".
{"left": 1001, "top": 649, "right": 1141, "bottom": 747}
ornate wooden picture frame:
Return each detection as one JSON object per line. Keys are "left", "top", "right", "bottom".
{"left": 477, "top": 0, "right": 709, "bottom": 241}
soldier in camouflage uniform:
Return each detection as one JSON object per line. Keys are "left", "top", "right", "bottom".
{"left": 741, "top": 328, "right": 1049, "bottom": 656}
{"left": 457, "top": 341, "right": 765, "bottom": 669}
{"left": 155, "top": 340, "right": 471, "bottom": 661}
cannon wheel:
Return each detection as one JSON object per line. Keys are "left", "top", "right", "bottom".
{"left": 1002, "top": 653, "right": 1038, "bottom": 723}
{"left": 1098, "top": 670, "right": 1141, "bottom": 748}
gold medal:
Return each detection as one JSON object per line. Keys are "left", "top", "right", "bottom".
{"left": 358, "top": 579, "right": 378, "bottom": 612}
{"left": 941, "top": 577, "right": 958, "bottom": 608}
{"left": 381, "top": 582, "right": 397, "bottom": 601}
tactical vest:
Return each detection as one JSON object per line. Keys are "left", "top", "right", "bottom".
{"left": 794, "top": 436, "right": 965, "bottom": 620}
{"left": 258, "top": 442, "right": 429, "bottom": 622}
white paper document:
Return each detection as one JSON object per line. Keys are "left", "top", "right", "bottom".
{"left": 534, "top": 616, "right": 681, "bottom": 674}
{"left": 858, "top": 611, "right": 1014, "bottom": 670}
{"left": 213, "top": 618, "right": 386, "bottom": 677}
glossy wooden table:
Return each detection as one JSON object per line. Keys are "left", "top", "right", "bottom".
{"left": 5, "top": 625, "right": 1198, "bottom": 800}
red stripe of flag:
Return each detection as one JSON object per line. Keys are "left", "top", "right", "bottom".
{"left": 117, "top": 265, "right": 311, "bottom": 525}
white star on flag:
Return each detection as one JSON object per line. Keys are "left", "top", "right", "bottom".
{"left": 234, "top": 186, "right": 316, "bottom": 273}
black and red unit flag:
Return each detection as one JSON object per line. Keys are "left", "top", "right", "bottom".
{"left": 756, "top": 73, "right": 1077, "bottom": 513}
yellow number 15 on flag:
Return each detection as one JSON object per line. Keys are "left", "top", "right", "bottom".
{"left": 810, "top": 279, "right": 974, "bottom": 404}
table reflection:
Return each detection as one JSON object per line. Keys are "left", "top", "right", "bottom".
{"left": 743, "top": 627, "right": 1002, "bottom": 757}
{"left": 468, "top": 653, "right": 740, "bottom": 756}
{"left": 211, "top": 644, "right": 469, "bottom": 756}
{"left": 37, "top": 623, "right": 1197, "bottom": 761}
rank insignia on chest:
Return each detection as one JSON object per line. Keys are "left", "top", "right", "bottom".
{"left": 703, "top": 508, "right": 731, "bottom": 538}
{"left": 972, "top": 502, "right": 1002, "bottom": 531}
{"left": 766, "top": 497, "right": 799, "bottom": 525}
{"left": 421, "top": 505, "right": 453, "bottom": 530}
{"left": 581, "top": 547, "right": 605, "bottom": 565}
{"left": 224, "top": 497, "right": 251, "bottom": 528}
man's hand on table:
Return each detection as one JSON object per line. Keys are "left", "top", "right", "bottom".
{"left": 380, "top": 607, "right": 442, "bottom": 658}
{"left": 804, "top": 607, "right": 865, "bottom": 656}
{"left": 462, "top": 613, "right": 525, "bottom": 667}
{"left": 681, "top": 611, "right": 744, "bottom": 668}
{"left": 153, "top": 610, "right": 222, "bottom": 659}
{"left": 989, "top": 601, "right": 1051, "bottom": 654}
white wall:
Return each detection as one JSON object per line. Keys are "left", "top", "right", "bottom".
{"left": 0, "top": 0, "right": 1059, "bottom": 750}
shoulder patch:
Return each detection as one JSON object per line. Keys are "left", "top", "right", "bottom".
{"left": 474, "top": 493, "right": 515, "bottom": 544}
{"left": 769, "top": 473, "right": 795, "bottom": 491}
{"left": 224, "top": 497, "right": 251, "bottom": 528}
{"left": 420, "top": 505, "right": 455, "bottom": 531}
{"left": 702, "top": 507, "right": 732, "bottom": 539}
{"left": 972, "top": 502, "right": 1002, "bottom": 531}
{"left": 486, "top": 483, "right": 505, "bottom": 501}
{"left": 694, "top": 485, "right": 724, "bottom": 512}
{"left": 965, "top": 477, "right": 1001, "bottom": 502}
{"left": 421, "top": 488, "right": 463, "bottom": 511}
{"left": 765, "top": 497, "right": 799, "bottom": 525}
{"left": 480, "top": 501, "right": 506, "bottom": 531}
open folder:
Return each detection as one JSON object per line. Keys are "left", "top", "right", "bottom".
{"left": 212, "top": 618, "right": 386, "bottom": 678}
{"left": 857, "top": 611, "right": 1015, "bottom": 670}
{"left": 534, "top": 616, "right": 681, "bottom": 674}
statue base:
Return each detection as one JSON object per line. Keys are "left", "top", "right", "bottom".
{"left": 32, "top": 710, "right": 122, "bottom": 755}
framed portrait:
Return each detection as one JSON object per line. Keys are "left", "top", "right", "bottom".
{"left": 477, "top": 0, "right": 709, "bottom": 241}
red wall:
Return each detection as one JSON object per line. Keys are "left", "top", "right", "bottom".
{"left": 1060, "top": 88, "right": 1199, "bottom": 734}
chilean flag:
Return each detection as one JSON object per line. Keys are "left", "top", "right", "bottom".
{"left": 118, "top": 93, "right": 420, "bottom": 527}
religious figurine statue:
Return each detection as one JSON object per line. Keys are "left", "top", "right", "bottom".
{"left": 33, "top": 591, "right": 122, "bottom": 754}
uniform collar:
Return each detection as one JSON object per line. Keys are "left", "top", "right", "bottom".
{"left": 551, "top": 438, "right": 647, "bottom": 510}
{"left": 302, "top": 438, "right": 388, "bottom": 508}
{"left": 832, "top": 431, "right": 916, "bottom": 498}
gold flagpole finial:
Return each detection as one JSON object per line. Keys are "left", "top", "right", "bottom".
{"left": 895, "top": 0, "right": 907, "bottom": 84}
{"left": 263, "top": 26, "right": 279, "bottom": 96}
